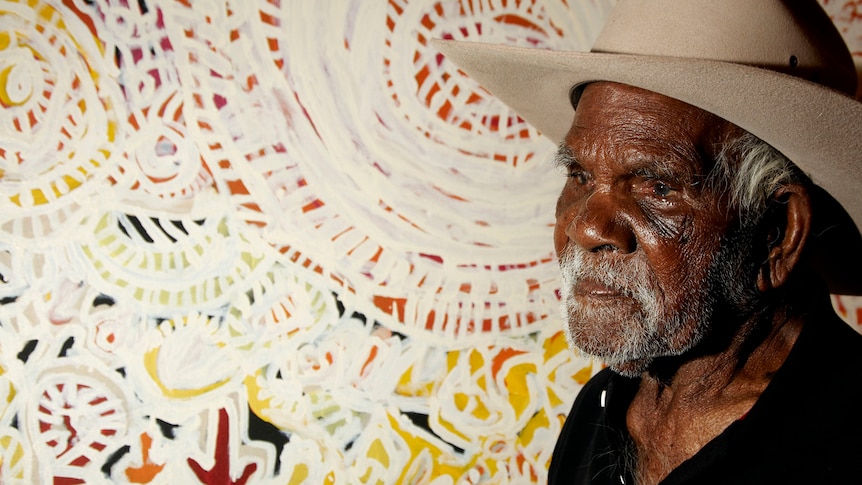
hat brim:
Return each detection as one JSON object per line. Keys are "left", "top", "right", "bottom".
{"left": 433, "top": 39, "right": 862, "bottom": 295}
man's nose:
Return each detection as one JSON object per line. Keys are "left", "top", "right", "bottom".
{"left": 562, "top": 191, "right": 637, "bottom": 254}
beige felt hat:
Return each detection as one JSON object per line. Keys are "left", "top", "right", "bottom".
{"left": 433, "top": 0, "right": 862, "bottom": 295}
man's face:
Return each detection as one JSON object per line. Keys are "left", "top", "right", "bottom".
{"left": 554, "top": 82, "right": 754, "bottom": 377}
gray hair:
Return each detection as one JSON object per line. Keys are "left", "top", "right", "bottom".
{"left": 710, "top": 131, "right": 809, "bottom": 221}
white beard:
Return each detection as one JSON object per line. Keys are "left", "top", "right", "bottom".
{"left": 558, "top": 245, "right": 712, "bottom": 377}
{"left": 557, "top": 217, "right": 764, "bottom": 378}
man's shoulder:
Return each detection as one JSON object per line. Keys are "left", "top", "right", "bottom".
{"left": 563, "top": 366, "right": 640, "bottom": 430}
{"left": 549, "top": 367, "right": 636, "bottom": 484}
{"left": 799, "top": 315, "right": 862, "bottom": 371}
{"left": 756, "top": 315, "right": 862, "bottom": 437}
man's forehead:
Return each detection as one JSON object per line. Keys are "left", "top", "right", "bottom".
{"left": 568, "top": 82, "right": 737, "bottom": 153}
{"left": 562, "top": 82, "right": 743, "bottom": 175}
{"left": 575, "top": 82, "right": 712, "bottom": 124}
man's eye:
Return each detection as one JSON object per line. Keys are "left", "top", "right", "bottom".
{"left": 653, "top": 181, "right": 674, "bottom": 197}
{"left": 569, "top": 171, "right": 588, "bottom": 185}
{"left": 653, "top": 182, "right": 673, "bottom": 197}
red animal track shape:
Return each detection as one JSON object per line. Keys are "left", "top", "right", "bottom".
{"left": 187, "top": 408, "right": 257, "bottom": 485}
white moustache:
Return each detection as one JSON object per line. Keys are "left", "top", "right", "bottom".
{"left": 558, "top": 245, "right": 659, "bottom": 311}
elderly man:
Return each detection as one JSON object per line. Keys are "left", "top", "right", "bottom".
{"left": 435, "top": 0, "right": 862, "bottom": 483}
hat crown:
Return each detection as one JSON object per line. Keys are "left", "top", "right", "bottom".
{"left": 593, "top": 0, "right": 857, "bottom": 95}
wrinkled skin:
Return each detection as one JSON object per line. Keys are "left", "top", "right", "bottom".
{"left": 554, "top": 81, "right": 813, "bottom": 485}
{"left": 554, "top": 81, "right": 750, "bottom": 376}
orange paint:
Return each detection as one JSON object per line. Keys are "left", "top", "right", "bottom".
{"left": 126, "top": 433, "right": 165, "bottom": 483}
{"left": 834, "top": 295, "right": 848, "bottom": 317}
{"left": 373, "top": 295, "right": 406, "bottom": 322}
{"left": 360, "top": 345, "right": 379, "bottom": 377}
{"left": 491, "top": 348, "right": 526, "bottom": 380}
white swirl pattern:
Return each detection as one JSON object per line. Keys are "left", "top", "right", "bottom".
{"left": 0, "top": 0, "right": 859, "bottom": 483}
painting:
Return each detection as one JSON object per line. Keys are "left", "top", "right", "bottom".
{"left": 0, "top": 0, "right": 860, "bottom": 483}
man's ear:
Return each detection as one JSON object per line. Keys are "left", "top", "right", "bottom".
{"left": 757, "top": 184, "right": 812, "bottom": 292}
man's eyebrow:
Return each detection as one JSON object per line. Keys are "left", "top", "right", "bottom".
{"left": 632, "top": 160, "right": 680, "bottom": 180}
{"left": 554, "top": 143, "right": 578, "bottom": 170}
{"left": 552, "top": 142, "right": 703, "bottom": 185}
{"left": 631, "top": 156, "right": 702, "bottom": 187}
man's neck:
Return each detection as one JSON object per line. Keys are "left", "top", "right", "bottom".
{"left": 625, "top": 310, "right": 807, "bottom": 485}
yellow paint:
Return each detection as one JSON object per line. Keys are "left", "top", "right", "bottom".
{"left": 573, "top": 363, "right": 594, "bottom": 385}
{"left": 144, "top": 347, "right": 231, "bottom": 399}
{"left": 0, "top": 66, "right": 30, "bottom": 106}
{"left": 30, "top": 188, "right": 47, "bottom": 206}
{"left": 3, "top": 380, "right": 14, "bottom": 408}
{"left": 468, "top": 348, "right": 484, "bottom": 373}
{"left": 0, "top": 367, "right": 16, "bottom": 424}
{"left": 518, "top": 407, "right": 550, "bottom": 448}
{"left": 108, "top": 242, "right": 126, "bottom": 258}
{"left": 107, "top": 117, "right": 117, "bottom": 142}
{"left": 543, "top": 330, "right": 568, "bottom": 361}
{"left": 367, "top": 438, "right": 390, "bottom": 468}
{"left": 287, "top": 464, "right": 309, "bottom": 484}
{"left": 395, "top": 366, "right": 437, "bottom": 397}
{"left": 358, "top": 438, "right": 391, "bottom": 483}
{"left": 36, "top": 3, "right": 54, "bottom": 22}
{"left": 0, "top": 435, "right": 24, "bottom": 480}
{"left": 0, "top": 0, "right": 114, "bottom": 207}
{"left": 60, "top": 173, "right": 83, "bottom": 193}
{"left": 386, "top": 411, "right": 480, "bottom": 483}
{"left": 504, "top": 361, "right": 537, "bottom": 419}
{"left": 244, "top": 372, "right": 273, "bottom": 421}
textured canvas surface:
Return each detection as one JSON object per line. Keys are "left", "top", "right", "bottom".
{"left": 0, "top": 0, "right": 860, "bottom": 483}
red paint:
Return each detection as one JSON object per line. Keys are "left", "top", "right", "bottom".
{"left": 187, "top": 409, "right": 257, "bottom": 485}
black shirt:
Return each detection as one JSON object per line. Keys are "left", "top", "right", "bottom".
{"left": 548, "top": 316, "right": 862, "bottom": 484}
